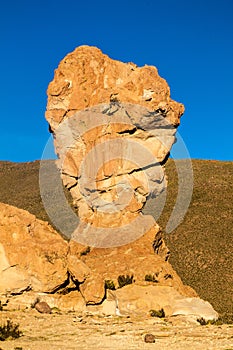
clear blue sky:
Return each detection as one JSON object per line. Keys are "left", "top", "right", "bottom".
{"left": 0, "top": 0, "right": 232, "bottom": 162}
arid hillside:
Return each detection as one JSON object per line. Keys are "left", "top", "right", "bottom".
{"left": 0, "top": 159, "right": 232, "bottom": 322}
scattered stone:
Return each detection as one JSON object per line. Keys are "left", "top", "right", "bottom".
{"left": 35, "top": 301, "right": 51, "bottom": 314}
{"left": 144, "top": 333, "right": 156, "bottom": 343}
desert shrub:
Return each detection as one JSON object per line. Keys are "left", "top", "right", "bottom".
{"left": 197, "top": 317, "right": 223, "bottom": 326}
{"left": 150, "top": 308, "right": 165, "bottom": 318}
{"left": 80, "top": 246, "right": 91, "bottom": 256}
{"left": 0, "top": 301, "right": 2, "bottom": 311}
{"left": 105, "top": 280, "right": 116, "bottom": 290}
{"left": 117, "top": 274, "right": 134, "bottom": 288}
{"left": 0, "top": 319, "right": 22, "bottom": 341}
{"left": 145, "top": 274, "right": 158, "bottom": 283}
{"left": 197, "top": 317, "right": 207, "bottom": 325}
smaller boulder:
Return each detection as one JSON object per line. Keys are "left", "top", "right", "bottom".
{"left": 35, "top": 301, "right": 51, "bottom": 314}
{"left": 79, "top": 274, "right": 105, "bottom": 304}
{"left": 144, "top": 334, "right": 156, "bottom": 343}
{"left": 171, "top": 297, "right": 218, "bottom": 321}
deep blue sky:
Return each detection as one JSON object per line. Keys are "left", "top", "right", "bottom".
{"left": 0, "top": 0, "right": 232, "bottom": 162}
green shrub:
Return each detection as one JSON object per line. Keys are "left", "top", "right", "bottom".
{"left": 197, "top": 317, "right": 208, "bottom": 325}
{"left": 105, "top": 280, "right": 116, "bottom": 290}
{"left": 150, "top": 309, "right": 165, "bottom": 318}
{"left": 0, "top": 319, "right": 22, "bottom": 341}
{"left": 145, "top": 274, "right": 158, "bottom": 283}
{"left": 197, "top": 317, "right": 223, "bottom": 326}
{"left": 117, "top": 275, "right": 134, "bottom": 288}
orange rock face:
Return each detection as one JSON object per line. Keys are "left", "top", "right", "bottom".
{"left": 45, "top": 46, "right": 184, "bottom": 248}
{"left": 14, "top": 45, "right": 203, "bottom": 310}
{"left": 46, "top": 46, "right": 184, "bottom": 130}
{"left": 0, "top": 203, "right": 68, "bottom": 294}
{"left": 0, "top": 202, "right": 196, "bottom": 308}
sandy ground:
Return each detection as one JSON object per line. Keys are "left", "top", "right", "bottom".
{"left": 0, "top": 310, "right": 233, "bottom": 350}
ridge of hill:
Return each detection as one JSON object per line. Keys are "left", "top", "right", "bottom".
{"left": 0, "top": 159, "right": 232, "bottom": 322}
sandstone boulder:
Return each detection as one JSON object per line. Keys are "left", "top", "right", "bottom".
{"left": 35, "top": 301, "right": 51, "bottom": 314}
{"left": 171, "top": 297, "right": 219, "bottom": 321}
{"left": 102, "top": 285, "right": 218, "bottom": 321}
{"left": 144, "top": 334, "right": 156, "bottom": 343}
{"left": 1, "top": 290, "right": 86, "bottom": 313}
{"left": 0, "top": 202, "right": 68, "bottom": 294}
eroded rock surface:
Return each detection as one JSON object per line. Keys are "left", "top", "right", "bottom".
{"left": 0, "top": 203, "right": 68, "bottom": 294}
{"left": 102, "top": 285, "right": 218, "bottom": 321}
{"left": 0, "top": 202, "right": 217, "bottom": 320}
{"left": 45, "top": 46, "right": 184, "bottom": 247}
{"left": 46, "top": 45, "right": 184, "bottom": 131}
{"left": 0, "top": 47, "right": 219, "bottom": 320}
{"left": 69, "top": 228, "right": 196, "bottom": 305}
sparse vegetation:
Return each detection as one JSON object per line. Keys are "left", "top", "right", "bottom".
{"left": 197, "top": 317, "right": 224, "bottom": 326}
{"left": 0, "top": 319, "right": 22, "bottom": 341}
{"left": 150, "top": 309, "right": 165, "bottom": 318}
{"left": 0, "top": 159, "right": 232, "bottom": 322}
{"left": 197, "top": 317, "right": 209, "bottom": 325}
{"left": 80, "top": 246, "right": 91, "bottom": 256}
{"left": 118, "top": 274, "right": 134, "bottom": 288}
{"left": 105, "top": 280, "right": 116, "bottom": 290}
{"left": 145, "top": 274, "right": 158, "bottom": 283}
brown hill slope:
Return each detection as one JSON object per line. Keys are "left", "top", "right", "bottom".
{"left": 0, "top": 159, "right": 232, "bottom": 322}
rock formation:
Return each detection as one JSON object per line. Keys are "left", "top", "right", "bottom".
{"left": 45, "top": 45, "right": 184, "bottom": 247}
{"left": 0, "top": 203, "right": 68, "bottom": 294}
{"left": 0, "top": 46, "right": 218, "bottom": 320}
{"left": 46, "top": 45, "right": 184, "bottom": 131}
{"left": 0, "top": 201, "right": 218, "bottom": 320}
{"left": 0, "top": 202, "right": 86, "bottom": 312}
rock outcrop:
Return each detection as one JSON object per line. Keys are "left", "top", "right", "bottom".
{"left": 0, "top": 203, "right": 68, "bottom": 294}
{"left": 0, "top": 47, "right": 218, "bottom": 320}
{"left": 46, "top": 45, "right": 184, "bottom": 131}
{"left": 68, "top": 231, "right": 196, "bottom": 305}
{"left": 102, "top": 285, "right": 218, "bottom": 321}
{"left": 45, "top": 45, "right": 184, "bottom": 248}
{"left": 0, "top": 203, "right": 217, "bottom": 320}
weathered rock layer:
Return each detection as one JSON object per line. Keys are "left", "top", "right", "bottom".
{"left": 0, "top": 203, "right": 217, "bottom": 319}
{"left": 46, "top": 45, "right": 184, "bottom": 130}
{"left": 0, "top": 203, "right": 194, "bottom": 302}
{"left": 0, "top": 47, "right": 218, "bottom": 320}
{"left": 45, "top": 46, "right": 184, "bottom": 247}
